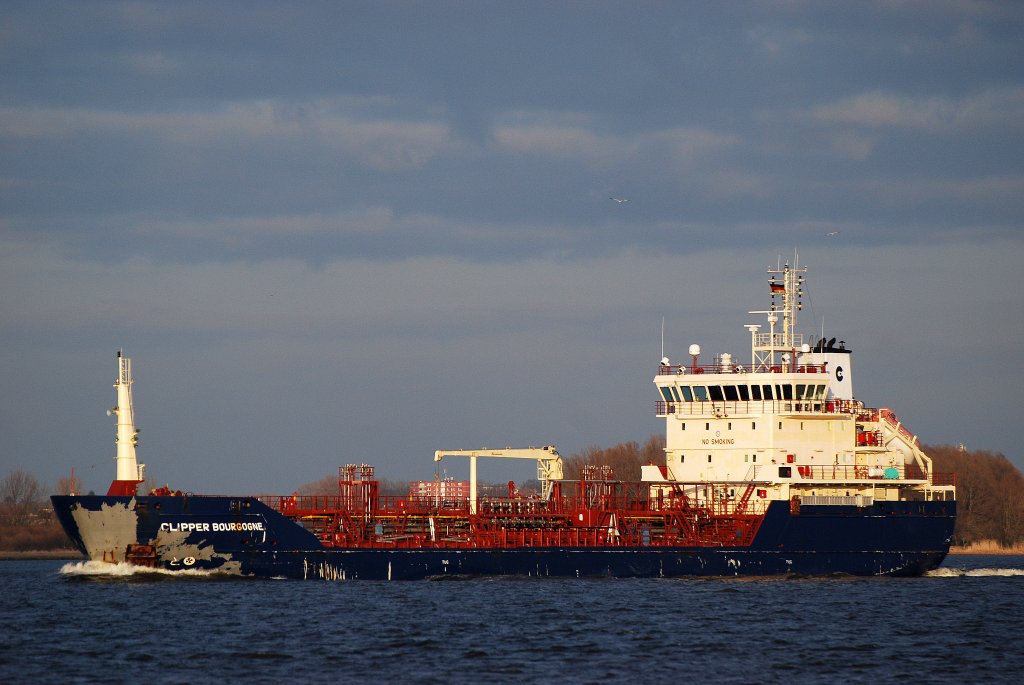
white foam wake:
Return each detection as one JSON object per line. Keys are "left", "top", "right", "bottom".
{"left": 59, "top": 560, "right": 221, "bottom": 577}
{"left": 926, "top": 566, "right": 1024, "bottom": 578}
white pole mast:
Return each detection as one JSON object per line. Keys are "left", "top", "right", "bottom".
{"left": 111, "top": 351, "right": 143, "bottom": 485}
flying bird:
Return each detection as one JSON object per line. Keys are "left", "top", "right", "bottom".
{"left": 826, "top": 231, "right": 840, "bottom": 236}
{"left": 609, "top": 197, "right": 629, "bottom": 203}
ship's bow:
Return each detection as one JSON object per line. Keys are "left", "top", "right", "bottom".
{"left": 50, "top": 495, "right": 140, "bottom": 563}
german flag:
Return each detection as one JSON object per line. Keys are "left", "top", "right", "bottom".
{"left": 770, "top": 283, "right": 785, "bottom": 294}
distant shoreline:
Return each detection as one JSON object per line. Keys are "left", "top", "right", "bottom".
{"left": 948, "top": 543, "right": 1024, "bottom": 555}
{"left": 0, "top": 550, "right": 84, "bottom": 560}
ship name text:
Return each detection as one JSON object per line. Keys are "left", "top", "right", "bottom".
{"left": 160, "top": 521, "right": 266, "bottom": 533}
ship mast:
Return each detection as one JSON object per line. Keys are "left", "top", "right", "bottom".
{"left": 749, "top": 261, "right": 806, "bottom": 371}
{"left": 107, "top": 350, "right": 145, "bottom": 496}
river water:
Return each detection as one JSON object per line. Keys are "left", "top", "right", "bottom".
{"left": 1, "top": 555, "right": 1022, "bottom": 684}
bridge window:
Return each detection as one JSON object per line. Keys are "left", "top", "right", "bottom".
{"left": 781, "top": 385, "right": 793, "bottom": 400}
{"left": 680, "top": 386, "right": 693, "bottom": 401}
{"left": 801, "top": 384, "right": 822, "bottom": 400}
{"left": 693, "top": 386, "right": 708, "bottom": 401}
{"left": 724, "top": 385, "right": 739, "bottom": 401}
{"left": 761, "top": 385, "right": 773, "bottom": 400}
{"left": 796, "top": 384, "right": 806, "bottom": 399}
{"left": 751, "top": 385, "right": 762, "bottom": 400}
{"left": 738, "top": 385, "right": 750, "bottom": 401}
{"left": 709, "top": 385, "right": 724, "bottom": 402}
{"left": 660, "top": 387, "right": 673, "bottom": 403}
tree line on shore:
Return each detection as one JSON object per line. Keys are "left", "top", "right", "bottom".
{"left": 2, "top": 439, "right": 1022, "bottom": 551}
{"left": 0, "top": 470, "right": 75, "bottom": 551}
{"left": 927, "top": 445, "right": 1024, "bottom": 546}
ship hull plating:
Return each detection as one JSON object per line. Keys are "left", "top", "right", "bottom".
{"left": 52, "top": 495, "right": 955, "bottom": 580}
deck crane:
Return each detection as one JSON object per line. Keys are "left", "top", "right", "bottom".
{"left": 434, "top": 446, "right": 564, "bottom": 514}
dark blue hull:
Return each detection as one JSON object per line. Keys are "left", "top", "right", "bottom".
{"left": 273, "top": 547, "right": 950, "bottom": 580}
{"left": 51, "top": 495, "right": 955, "bottom": 580}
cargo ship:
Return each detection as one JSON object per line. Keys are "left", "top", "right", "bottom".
{"left": 52, "top": 261, "right": 956, "bottom": 579}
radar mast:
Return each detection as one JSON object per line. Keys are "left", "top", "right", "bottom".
{"left": 749, "top": 261, "right": 806, "bottom": 371}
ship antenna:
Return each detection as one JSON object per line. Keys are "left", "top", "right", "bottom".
{"left": 661, "top": 316, "right": 665, "bottom": 361}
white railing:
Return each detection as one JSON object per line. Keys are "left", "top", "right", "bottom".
{"left": 655, "top": 399, "right": 837, "bottom": 416}
{"left": 799, "top": 495, "right": 873, "bottom": 506}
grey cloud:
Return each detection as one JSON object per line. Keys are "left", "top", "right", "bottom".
{"left": 812, "top": 87, "right": 1024, "bottom": 132}
{"left": 2, "top": 1, "right": 1023, "bottom": 491}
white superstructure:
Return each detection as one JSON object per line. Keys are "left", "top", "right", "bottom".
{"left": 644, "top": 261, "right": 953, "bottom": 507}
{"left": 110, "top": 351, "right": 144, "bottom": 486}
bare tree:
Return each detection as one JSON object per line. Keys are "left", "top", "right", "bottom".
{"left": 928, "top": 444, "right": 1024, "bottom": 547}
{"left": 562, "top": 436, "right": 665, "bottom": 482}
{"left": 55, "top": 476, "right": 82, "bottom": 496}
{"left": 298, "top": 473, "right": 338, "bottom": 496}
{"left": 1, "top": 470, "right": 43, "bottom": 525}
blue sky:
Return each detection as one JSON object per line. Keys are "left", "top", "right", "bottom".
{"left": 2, "top": 1, "right": 1022, "bottom": 494}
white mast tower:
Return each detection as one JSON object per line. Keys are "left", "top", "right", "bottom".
{"left": 107, "top": 350, "right": 145, "bottom": 495}
{"left": 749, "top": 261, "right": 806, "bottom": 372}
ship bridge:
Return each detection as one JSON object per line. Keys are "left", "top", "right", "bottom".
{"left": 651, "top": 260, "right": 953, "bottom": 506}
{"left": 656, "top": 366, "right": 833, "bottom": 417}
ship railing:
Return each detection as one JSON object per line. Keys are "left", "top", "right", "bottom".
{"left": 536, "top": 490, "right": 771, "bottom": 517}
{"left": 259, "top": 493, "right": 381, "bottom": 518}
{"left": 799, "top": 495, "right": 874, "bottom": 507}
{"left": 777, "top": 463, "right": 938, "bottom": 483}
{"left": 753, "top": 332, "right": 805, "bottom": 349}
{"left": 822, "top": 465, "right": 955, "bottom": 489}
{"left": 262, "top": 488, "right": 777, "bottom": 550}
{"left": 658, "top": 362, "right": 827, "bottom": 376}
{"left": 258, "top": 469, "right": 958, "bottom": 519}
{"left": 261, "top": 469, "right": 960, "bottom": 518}
{"left": 261, "top": 488, "right": 773, "bottom": 519}
{"left": 657, "top": 399, "right": 838, "bottom": 416}
{"left": 880, "top": 408, "right": 919, "bottom": 444}
{"left": 655, "top": 397, "right": 868, "bottom": 417}
{"left": 853, "top": 408, "right": 918, "bottom": 444}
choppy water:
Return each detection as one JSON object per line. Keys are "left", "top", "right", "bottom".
{"left": 1, "top": 555, "right": 1022, "bottom": 684}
